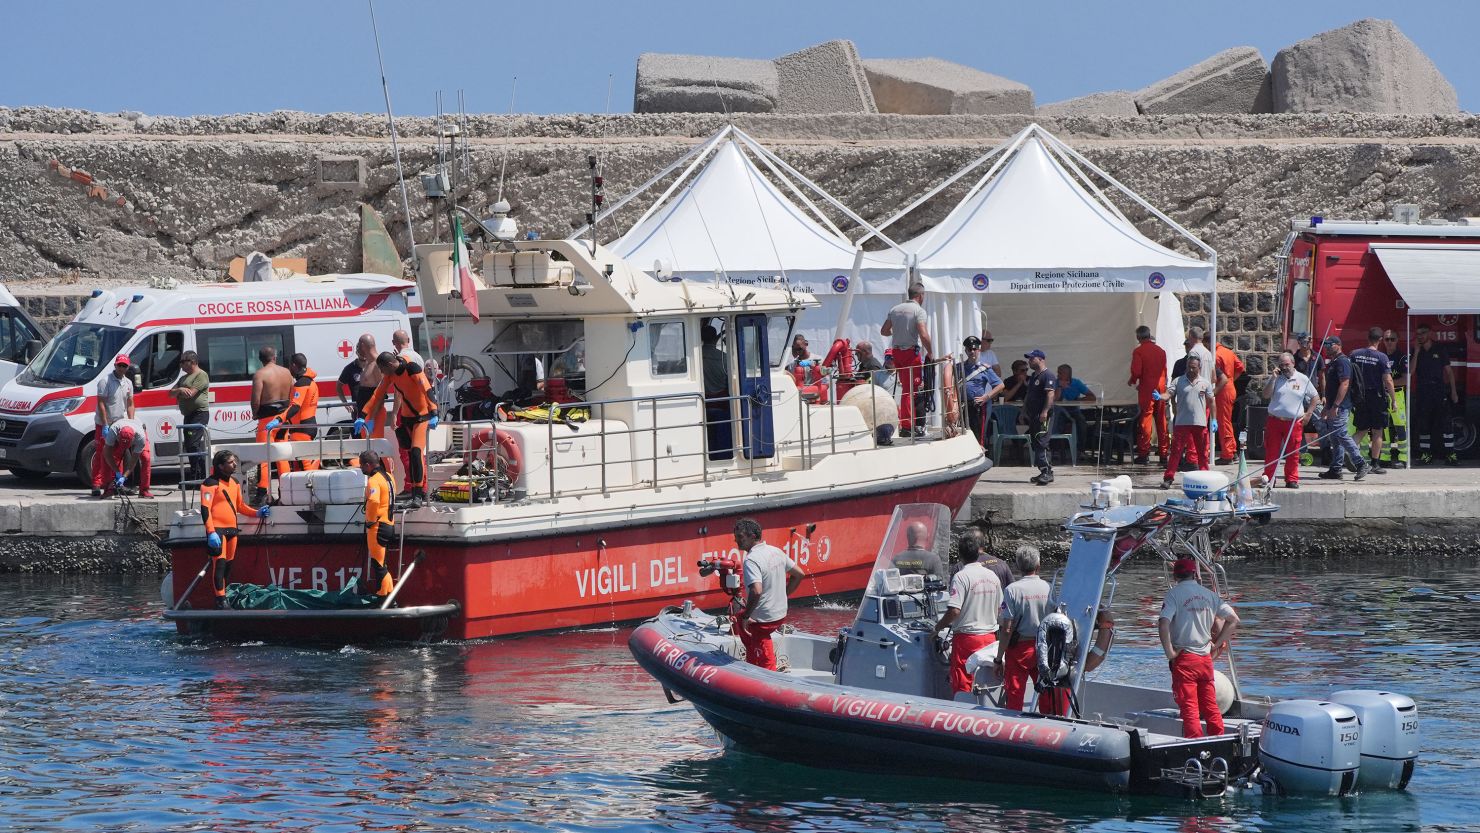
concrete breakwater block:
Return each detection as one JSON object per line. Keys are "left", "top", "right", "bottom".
{"left": 1272, "top": 18, "right": 1459, "bottom": 114}
{"left": 634, "top": 53, "right": 779, "bottom": 114}
{"left": 1136, "top": 47, "right": 1272, "bottom": 115}
{"left": 864, "top": 58, "right": 1032, "bottom": 115}
{"left": 776, "top": 40, "right": 877, "bottom": 114}
{"left": 1038, "top": 91, "right": 1139, "bottom": 118}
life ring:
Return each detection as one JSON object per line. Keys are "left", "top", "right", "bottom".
{"left": 470, "top": 427, "right": 522, "bottom": 483}
{"left": 940, "top": 361, "right": 960, "bottom": 438}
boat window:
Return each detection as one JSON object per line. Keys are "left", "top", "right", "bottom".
{"left": 766, "top": 315, "right": 794, "bottom": 368}
{"left": 649, "top": 320, "right": 688, "bottom": 376}
{"left": 128, "top": 330, "right": 184, "bottom": 389}
{"left": 198, "top": 326, "right": 295, "bottom": 383}
{"left": 1288, "top": 281, "right": 1311, "bottom": 340}
{"left": 19, "top": 323, "right": 133, "bottom": 388}
{"left": 484, "top": 319, "right": 585, "bottom": 395}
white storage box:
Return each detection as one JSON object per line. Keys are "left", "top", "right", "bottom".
{"left": 483, "top": 251, "right": 516, "bottom": 287}
{"left": 279, "top": 469, "right": 366, "bottom": 506}
{"left": 513, "top": 251, "right": 573, "bottom": 286}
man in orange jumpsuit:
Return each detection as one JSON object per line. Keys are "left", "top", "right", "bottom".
{"left": 200, "top": 450, "right": 268, "bottom": 608}
{"left": 1127, "top": 325, "right": 1168, "bottom": 465}
{"left": 265, "top": 353, "right": 321, "bottom": 474}
{"left": 355, "top": 352, "right": 437, "bottom": 506}
{"left": 359, "top": 449, "right": 397, "bottom": 597}
{"left": 1208, "top": 334, "right": 1245, "bottom": 464}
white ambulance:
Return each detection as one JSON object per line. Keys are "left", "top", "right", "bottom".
{"left": 0, "top": 274, "right": 422, "bottom": 483}
{"left": 0, "top": 283, "right": 45, "bottom": 387}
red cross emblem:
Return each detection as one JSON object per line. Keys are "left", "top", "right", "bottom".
{"left": 159, "top": 420, "right": 174, "bottom": 436}
{"left": 337, "top": 339, "right": 354, "bottom": 358}
{"left": 115, "top": 299, "right": 128, "bottom": 309}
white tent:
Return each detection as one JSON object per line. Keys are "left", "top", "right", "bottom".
{"left": 871, "top": 124, "right": 1218, "bottom": 405}
{"left": 582, "top": 126, "right": 912, "bottom": 354}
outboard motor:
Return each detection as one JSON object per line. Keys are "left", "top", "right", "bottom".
{"left": 1330, "top": 690, "right": 1419, "bottom": 790}
{"left": 1258, "top": 700, "right": 1361, "bottom": 796}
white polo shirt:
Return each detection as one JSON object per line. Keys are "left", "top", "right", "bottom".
{"left": 742, "top": 542, "right": 796, "bottom": 625}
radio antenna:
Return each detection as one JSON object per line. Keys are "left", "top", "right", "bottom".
{"left": 496, "top": 76, "right": 518, "bottom": 204}
{"left": 367, "top": 0, "right": 416, "bottom": 254}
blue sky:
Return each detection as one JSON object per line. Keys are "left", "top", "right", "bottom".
{"left": 2, "top": 1, "right": 1476, "bottom": 116}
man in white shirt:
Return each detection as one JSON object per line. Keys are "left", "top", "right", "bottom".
{"left": 734, "top": 518, "right": 804, "bottom": 670}
{"left": 933, "top": 541, "right": 1004, "bottom": 695}
{"left": 1261, "top": 351, "right": 1319, "bottom": 489}
{"left": 1159, "top": 557, "right": 1239, "bottom": 738}
{"left": 979, "top": 329, "right": 1001, "bottom": 377}
{"left": 92, "top": 354, "right": 136, "bottom": 497}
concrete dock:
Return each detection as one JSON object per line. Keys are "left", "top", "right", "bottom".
{"left": 0, "top": 461, "right": 1477, "bottom": 571}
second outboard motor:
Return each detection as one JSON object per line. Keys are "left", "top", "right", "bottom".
{"left": 1258, "top": 700, "right": 1361, "bottom": 796}
{"left": 1330, "top": 690, "right": 1419, "bottom": 790}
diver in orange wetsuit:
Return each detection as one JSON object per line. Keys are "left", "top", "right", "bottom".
{"left": 355, "top": 352, "right": 437, "bottom": 506}
{"left": 200, "top": 450, "right": 267, "bottom": 608}
{"left": 278, "top": 353, "right": 321, "bottom": 473}
{"left": 359, "top": 449, "right": 397, "bottom": 597}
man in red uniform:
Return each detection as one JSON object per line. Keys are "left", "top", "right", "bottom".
{"left": 1127, "top": 325, "right": 1168, "bottom": 465}
{"left": 933, "top": 540, "right": 1004, "bottom": 695}
{"left": 355, "top": 352, "right": 438, "bottom": 506}
{"left": 1208, "top": 334, "right": 1245, "bottom": 464}
{"left": 880, "top": 283, "right": 933, "bottom": 437}
{"left": 1159, "top": 557, "right": 1239, "bottom": 738}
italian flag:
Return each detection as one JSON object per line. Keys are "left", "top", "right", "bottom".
{"left": 452, "top": 215, "right": 480, "bottom": 322}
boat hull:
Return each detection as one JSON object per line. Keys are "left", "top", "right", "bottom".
{"left": 628, "top": 616, "right": 1136, "bottom": 792}
{"left": 166, "top": 468, "right": 981, "bottom": 640}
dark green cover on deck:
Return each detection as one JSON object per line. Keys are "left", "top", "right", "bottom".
{"left": 224, "top": 583, "right": 380, "bottom": 610}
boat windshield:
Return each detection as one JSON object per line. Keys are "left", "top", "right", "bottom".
{"left": 18, "top": 323, "right": 133, "bottom": 388}
{"left": 861, "top": 503, "right": 953, "bottom": 597}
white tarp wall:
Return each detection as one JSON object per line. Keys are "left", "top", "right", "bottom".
{"left": 892, "top": 126, "right": 1213, "bottom": 405}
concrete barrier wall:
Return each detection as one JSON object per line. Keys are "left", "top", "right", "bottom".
{"left": 7, "top": 108, "right": 1480, "bottom": 290}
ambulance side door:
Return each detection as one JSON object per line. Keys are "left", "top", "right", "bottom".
{"left": 127, "top": 329, "right": 185, "bottom": 459}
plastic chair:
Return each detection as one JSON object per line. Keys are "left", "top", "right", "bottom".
{"left": 990, "top": 404, "right": 1029, "bottom": 464}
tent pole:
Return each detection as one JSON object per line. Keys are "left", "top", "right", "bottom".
{"left": 834, "top": 249, "right": 865, "bottom": 341}
{"left": 1209, "top": 254, "right": 1218, "bottom": 464}
{"left": 1406, "top": 314, "right": 1413, "bottom": 467}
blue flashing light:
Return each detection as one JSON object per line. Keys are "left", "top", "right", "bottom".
{"left": 1311, "top": 216, "right": 1324, "bottom": 226}
{"left": 131, "top": 294, "right": 145, "bottom": 302}
{"left": 90, "top": 289, "right": 103, "bottom": 297}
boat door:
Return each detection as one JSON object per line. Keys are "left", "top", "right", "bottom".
{"left": 733, "top": 314, "right": 775, "bottom": 458}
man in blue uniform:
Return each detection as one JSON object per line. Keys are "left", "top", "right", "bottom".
{"left": 957, "top": 336, "right": 1003, "bottom": 447}
{"left": 1023, "top": 349, "right": 1058, "bottom": 485}
{"left": 1412, "top": 324, "right": 1460, "bottom": 466}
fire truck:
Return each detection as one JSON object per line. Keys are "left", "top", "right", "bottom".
{"left": 1276, "top": 207, "right": 1479, "bottom": 456}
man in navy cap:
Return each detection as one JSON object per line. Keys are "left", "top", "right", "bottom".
{"left": 1023, "top": 349, "right": 1057, "bottom": 485}
{"left": 957, "top": 336, "right": 1003, "bottom": 447}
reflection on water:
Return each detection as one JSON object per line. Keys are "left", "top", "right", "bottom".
{"left": 0, "top": 556, "right": 1473, "bottom": 832}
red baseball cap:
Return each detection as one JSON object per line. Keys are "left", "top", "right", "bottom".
{"left": 114, "top": 355, "right": 131, "bottom": 366}
{"left": 1173, "top": 557, "right": 1198, "bottom": 578}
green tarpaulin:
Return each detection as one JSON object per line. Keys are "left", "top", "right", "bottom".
{"left": 223, "top": 583, "right": 380, "bottom": 610}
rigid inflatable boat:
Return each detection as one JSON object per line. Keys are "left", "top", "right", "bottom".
{"left": 631, "top": 495, "right": 1419, "bottom": 797}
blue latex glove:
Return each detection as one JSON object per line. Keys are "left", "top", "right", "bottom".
{"left": 1150, "top": 390, "right": 1162, "bottom": 401}
{"left": 265, "top": 418, "right": 283, "bottom": 432}
{"left": 207, "top": 532, "right": 222, "bottom": 549}
{"left": 102, "top": 424, "right": 115, "bottom": 443}
{"left": 114, "top": 472, "right": 126, "bottom": 488}
{"left": 428, "top": 415, "right": 439, "bottom": 430}
{"left": 352, "top": 417, "right": 367, "bottom": 437}
{"left": 258, "top": 505, "right": 271, "bottom": 520}
{"left": 1209, "top": 419, "right": 1219, "bottom": 435}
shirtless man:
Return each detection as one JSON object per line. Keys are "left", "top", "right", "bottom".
{"left": 250, "top": 345, "right": 295, "bottom": 499}
{"left": 338, "top": 334, "right": 385, "bottom": 436}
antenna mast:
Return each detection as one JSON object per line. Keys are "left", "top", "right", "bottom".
{"left": 367, "top": 0, "right": 416, "bottom": 257}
